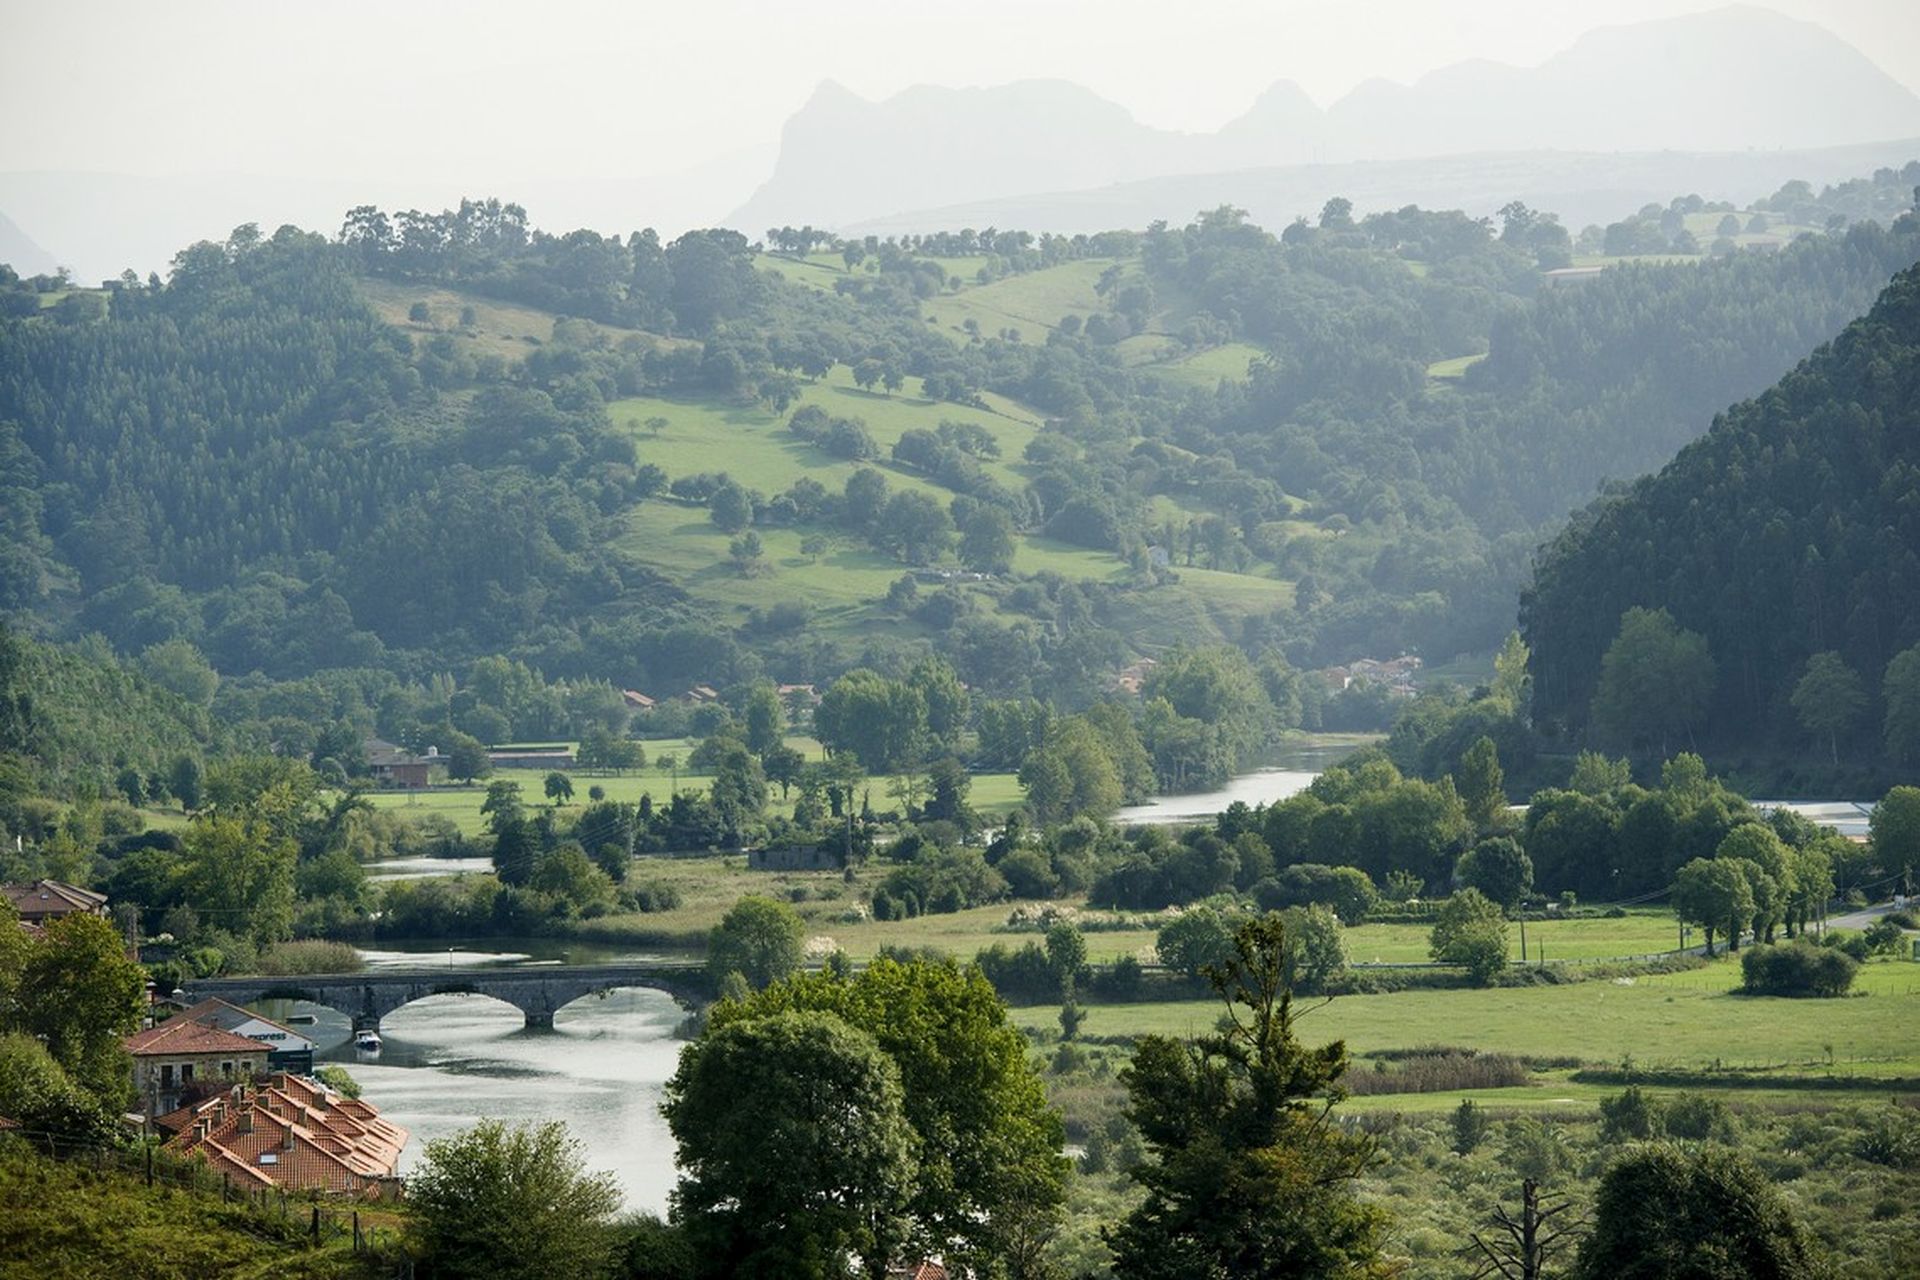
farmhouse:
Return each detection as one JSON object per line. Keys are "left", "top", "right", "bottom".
{"left": 2, "top": 879, "right": 108, "bottom": 926}
{"left": 363, "top": 737, "right": 436, "bottom": 789}
{"left": 159, "top": 1072, "right": 407, "bottom": 1198}
{"left": 622, "top": 689, "right": 657, "bottom": 710}
{"left": 126, "top": 1018, "right": 269, "bottom": 1114}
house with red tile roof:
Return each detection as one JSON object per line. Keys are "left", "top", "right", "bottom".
{"left": 160, "top": 1073, "right": 407, "bottom": 1198}
{"left": 3, "top": 879, "right": 108, "bottom": 925}
{"left": 171, "top": 997, "right": 317, "bottom": 1073}
{"left": 126, "top": 1018, "right": 269, "bottom": 1114}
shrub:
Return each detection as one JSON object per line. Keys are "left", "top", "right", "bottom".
{"left": 251, "top": 938, "right": 363, "bottom": 976}
{"left": 1740, "top": 940, "right": 1858, "bottom": 997}
{"left": 1599, "top": 1085, "right": 1662, "bottom": 1143}
{"left": 1663, "top": 1092, "right": 1735, "bottom": 1142}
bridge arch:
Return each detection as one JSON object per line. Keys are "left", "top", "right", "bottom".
{"left": 183, "top": 963, "right": 711, "bottom": 1033}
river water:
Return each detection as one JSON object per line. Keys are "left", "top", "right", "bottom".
{"left": 1111, "top": 741, "right": 1353, "bottom": 824}
{"left": 275, "top": 943, "right": 695, "bottom": 1213}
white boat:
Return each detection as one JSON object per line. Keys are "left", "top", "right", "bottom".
{"left": 353, "top": 1030, "right": 383, "bottom": 1052}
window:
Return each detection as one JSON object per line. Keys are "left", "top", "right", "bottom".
{"left": 181, "top": 1064, "right": 194, "bottom": 1081}
{"left": 160, "top": 1064, "right": 173, "bottom": 1087}
{"left": 221, "top": 1061, "right": 233, "bottom": 1076}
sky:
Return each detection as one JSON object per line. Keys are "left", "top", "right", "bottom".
{"left": 4, "top": 0, "right": 1919, "bottom": 188}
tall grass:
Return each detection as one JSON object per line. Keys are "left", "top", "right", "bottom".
{"left": 251, "top": 939, "right": 363, "bottom": 975}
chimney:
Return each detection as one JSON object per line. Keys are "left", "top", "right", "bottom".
{"left": 238, "top": 1109, "right": 253, "bottom": 1135}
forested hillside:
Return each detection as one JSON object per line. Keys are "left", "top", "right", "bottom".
{"left": 1, "top": 177, "right": 1917, "bottom": 792}
{"left": 1524, "top": 261, "right": 1920, "bottom": 767}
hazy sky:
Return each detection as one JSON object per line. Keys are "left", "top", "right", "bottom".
{"left": 4, "top": 0, "right": 1918, "bottom": 187}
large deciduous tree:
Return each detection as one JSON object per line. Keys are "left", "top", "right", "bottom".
{"left": 1576, "top": 1144, "right": 1820, "bottom": 1279}
{"left": 1869, "top": 785, "right": 1920, "bottom": 893}
{"left": 665, "top": 1010, "right": 916, "bottom": 1279}
{"left": 1789, "top": 651, "right": 1865, "bottom": 765}
{"left": 707, "top": 958, "right": 1069, "bottom": 1278}
{"left": 1590, "top": 607, "right": 1717, "bottom": 756}
{"left": 706, "top": 895, "right": 804, "bottom": 989}
{"left": 407, "top": 1119, "right": 622, "bottom": 1280}
{"left": 1108, "top": 915, "right": 1388, "bottom": 1279}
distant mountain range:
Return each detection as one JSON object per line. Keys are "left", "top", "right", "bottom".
{"left": 838, "top": 138, "right": 1920, "bottom": 241}
{"left": 7, "top": 4, "right": 1920, "bottom": 281}
{"left": 731, "top": 4, "right": 1920, "bottom": 231}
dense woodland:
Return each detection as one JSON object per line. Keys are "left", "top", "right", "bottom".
{"left": 1525, "top": 260, "right": 1920, "bottom": 768}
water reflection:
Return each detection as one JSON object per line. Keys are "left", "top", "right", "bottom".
{"left": 294, "top": 984, "right": 688, "bottom": 1212}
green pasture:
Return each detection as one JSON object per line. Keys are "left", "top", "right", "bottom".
{"left": 1010, "top": 956, "right": 1920, "bottom": 1072}
{"left": 354, "top": 278, "right": 676, "bottom": 365}
{"left": 920, "top": 258, "right": 1117, "bottom": 342}
{"left": 1344, "top": 910, "right": 1685, "bottom": 965}
{"left": 1129, "top": 341, "right": 1266, "bottom": 388}
{"left": 1425, "top": 352, "right": 1486, "bottom": 380}
{"left": 611, "top": 362, "right": 1042, "bottom": 494}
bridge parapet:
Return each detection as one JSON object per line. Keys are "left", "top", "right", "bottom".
{"left": 182, "top": 962, "right": 711, "bottom": 1033}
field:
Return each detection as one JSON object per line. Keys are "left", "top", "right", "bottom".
{"left": 1011, "top": 956, "right": 1920, "bottom": 1075}
{"left": 362, "top": 736, "right": 1028, "bottom": 837}
{"left": 354, "top": 277, "right": 682, "bottom": 365}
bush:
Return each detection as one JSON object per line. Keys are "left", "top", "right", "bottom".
{"left": 1740, "top": 940, "right": 1858, "bottom": 997}
{"left": 251, "top": 939, "right": 364, "bottom": 976}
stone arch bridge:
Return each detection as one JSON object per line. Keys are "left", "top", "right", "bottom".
{"left": 183, "top": 961, "right": 712, "bottom": 1032}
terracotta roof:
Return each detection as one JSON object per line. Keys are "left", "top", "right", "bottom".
{"left": 125, "top": 1019, "right": 268, "bottom": 1058}
{"left": 166, "top": 1073, "right": 408, "bottom": 1195}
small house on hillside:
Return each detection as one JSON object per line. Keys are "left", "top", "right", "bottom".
{"left": 126, "top": 1019, "right": 269, "bottom": 1114}
{"left": 622, "top": 689, "right": 657, "bottom": 710}
{"left": 159, "top": 1073, "right": 407, "bottom": 1198}
{"left": 2, "top": 879, "right": 108, "bottom": 926}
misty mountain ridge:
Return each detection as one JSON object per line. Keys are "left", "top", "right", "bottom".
{"left": 732, "top": 4, "right": 1920, "bottom": 231}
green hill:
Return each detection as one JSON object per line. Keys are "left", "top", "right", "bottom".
{"left": 1524, "top": 260, "right": 1920, "bottom": 771}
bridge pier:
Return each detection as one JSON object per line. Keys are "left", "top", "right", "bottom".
{"left": 523, "top": 1010, "right": 555, "bottom": 1031}
{"left": 352, "top": 1013, "right": 383, "bottom": 1035}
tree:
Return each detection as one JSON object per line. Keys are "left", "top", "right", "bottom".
{"left": 176, "top": 814, "right": 297, "bottom": 947}
{"left": 139, "top": 638, "right": 218, "bottom": 706}
{"left": 446, "top": 730, "right": 492, "bottom": 782}
{"left": 1470, "top": 1179, "right": 1579, "bottom": 1280}
{"left": 664, "top": 1011, "right": 916, "bottom": 1278}
{"left": 728, "top": 531, "right": 763, "bottom": 575}
{"left": 1455, "top": 736, "right": 1508, "bottom": 828}
{"left": 1883, "top": 643, "right": 1920, "bottom": 764}
{"left": 480, "top": 779, "right": 525, "bottom": 833}
{"left": 1278, "top": 904, "right": 1348, "bottom": 995}
{"left": 1108, "top": 915, "right": 1387, "bottom": 1279}
{"left": 1575, "top": 1145, "right": 1820, "bottom": 1279}
{"left": 168, "top": 754, "right": 204, "bottom": 809}
{"left": 816, "top": 669, "right": 925, "bottom": 773}
{"left": 709, "top": 958, "right": 1067, "bottom": 1277}
{"left": 741, "top": 681, "right": 786, "bottom": 756}
{"left": 1869, "top": 785, "right": 1920, "bottom": 892}
{"left": 1154, "top": 906, "right": 1237, "bottom": 979}
{"left": 708, "top": 744, "right": 768, "bottom": 843}
{"left": 8, "top": 912, "right": 142, "bottom": 1109}
{"left": 1590, "top": 608, "right": 1717, "bottom": 755}
{"left": 708, "top": 481, "right": 753, "bottom": 533}
{"left": 407, "top": 1119, "right": 621, "bottom": 1280}
{"left": 1456, "top": 837, "right": 1533, "bottom": 911}
{"left": 1790, "top": 651, "right": 1865, "bottom": 765}
{"left": 1670, "top": 857, "right": 1753, "bottom": 955}
{"left": 707, "top": 895, "right": 804, "bottom": 989}
{"left": 957, "top": 505, "right": 1015, "bottom": 574}
{"left": 1430, "top": 889, "right": 1509, "bottom": 984}
{"left": 543, "top": 771, "right": 574, "bottom": 805}
{"left": 1044, "top": 920, "right": 1088, "bottom": 993}
{"left": 1451, "top": 1098, "right": 1490, "bottom": 1155}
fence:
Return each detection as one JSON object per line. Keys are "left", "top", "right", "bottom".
{"left": 8, "top": 1126, "right": 415, "bottom": 1277}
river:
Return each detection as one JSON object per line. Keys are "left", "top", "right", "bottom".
{"left": 1111, "top": 740, "right": 1354, "bottom": 824}
{"left": 273, "top": 942, "right": 695, "bottom": 1213}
